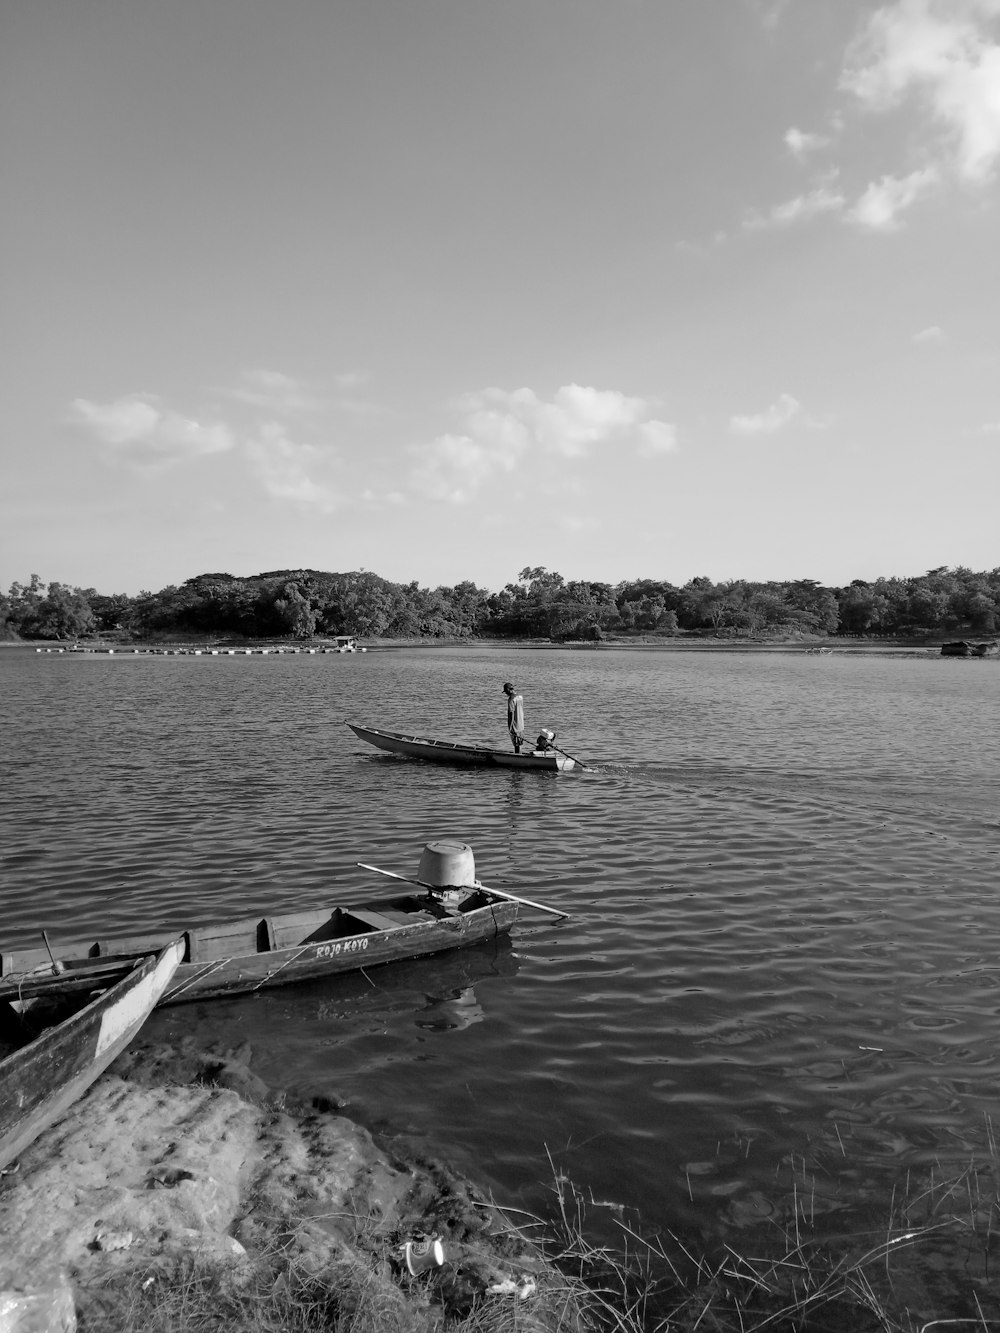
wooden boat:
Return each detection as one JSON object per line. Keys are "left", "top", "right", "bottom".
{"left": 0, "top": 939, "right": 183, "bottom": 1171}
{"left": 347, "top": 721, "right": 579, "bottom": 771}
{"left": 0, "top": 886, "right": 519, "bottom": 1009}
{"left": 941, "top": 640, "right": 999, "bottom": 658}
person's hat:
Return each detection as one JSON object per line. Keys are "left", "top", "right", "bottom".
{"left": 502, "top": 681, "right": 514, "bottom": 691}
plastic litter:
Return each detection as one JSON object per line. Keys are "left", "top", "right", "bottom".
{"left": 403, "top": 1237, "right": 445, "bottom": 1276}
{"left": 487, "top": 1276, "right": 537, "bottom": 1299}
{"left": 0, "top": 1269, "right": 76, "bottom": 1332}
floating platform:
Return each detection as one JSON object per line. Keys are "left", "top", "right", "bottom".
{"left": 36, "top": 645, "right": 366, "bottom": 656}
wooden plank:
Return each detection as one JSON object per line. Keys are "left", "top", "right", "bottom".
{"left": 267, "top": 909, "right": 342, "bottom": 950}
{"left": 186, "top": 921, "right": 263, "bottom": 963}
{"left": 346, "top": 908, "right": 413, "bottom": 931}
{"left": 0, "top": 959, "right": 136, "bottom": 1002}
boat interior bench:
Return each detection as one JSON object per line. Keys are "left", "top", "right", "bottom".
{"left": 266, "top": 904, "right": 437, "bottom": 949}
{"left": 1, "top": 895, "right": 460, "bottom": 974}
{"left": 344, "top": 907, "right": 413, "bottom": 932}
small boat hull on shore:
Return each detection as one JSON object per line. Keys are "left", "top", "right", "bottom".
{"left": 0, "top": 940, "right": 184, "bottom": 1170}
{"left": 346, "top": 722, "right": 576, "bottom": 771}
{"left": 0, "top": 888, "right": 519, "bottom": 1009}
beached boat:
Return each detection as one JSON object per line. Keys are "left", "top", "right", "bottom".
{"left": 346, "top": 721, "right": 579, "bottom": 771}
{"left": 0, "top": 880, "right": 519, "bottom": 1009}
{"left": 941, "top": 640, "right": 999, "bottom": 657}
{"left": 0, "top": 940, "right": 183, "bottom": 1171}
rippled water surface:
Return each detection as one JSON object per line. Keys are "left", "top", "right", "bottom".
{"left": 3, "top": 643, "right": 999, "bottom": 1301}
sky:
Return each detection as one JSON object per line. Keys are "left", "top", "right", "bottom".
{"left": 2, "top": 0, "right": 999, "bottom": 597}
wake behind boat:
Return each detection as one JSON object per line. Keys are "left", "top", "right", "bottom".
{"left": 346, "top": 721, "right": 580, "bottom": 771}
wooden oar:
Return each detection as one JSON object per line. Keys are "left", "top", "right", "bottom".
{"left": 356, "top": 862, "right": 569, "bottom": 920}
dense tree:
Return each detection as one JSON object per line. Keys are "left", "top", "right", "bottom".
{"left": 85, "top": 591, "right": 133, "bottom": 633}
{"left": 836, "top": 583, "right": 886, "bottom": 636}
{"left": 4, "top": 564, "right": 999, "bottom": 643}
{"left": 615, "top": 579, "right": 683, "bottom": 633}
{"left": 31, "top": 583, "right": 96, "bottom": 640}
{"left": 785, "top": 579, "right": 840, "bottom": 633}
{"left": 274, "top": 582, "right": 317, "bottom": 638}
{"left": 4, "top": 576, "right": 95, "bottom": 639}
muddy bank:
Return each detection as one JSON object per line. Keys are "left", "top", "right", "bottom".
{"left": 0, "top": 1038, "right": 573, "bottom": 1330}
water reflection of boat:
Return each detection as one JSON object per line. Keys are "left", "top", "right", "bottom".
{"left": 415, "top": 985, "right": 485, "bottom": 1032}
{"left": 301, "top": 933, "right": 520, "bottom": 1034}
{"left": 149, "top": 935, "right": 520, "bottom": 1056}
{"left": 136, "top": 936, "right": 521, "bottom": 1112}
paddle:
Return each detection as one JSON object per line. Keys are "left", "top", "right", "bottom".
{"left": 356, "top": 862, "right": 569, "bottom": 920}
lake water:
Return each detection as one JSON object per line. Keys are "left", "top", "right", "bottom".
{"left": 2, "top": 643, "right": 998, "bottom": 1317}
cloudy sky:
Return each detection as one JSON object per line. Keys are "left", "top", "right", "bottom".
{"left": 3, "top": 0, "right": 998, "bottom": 596}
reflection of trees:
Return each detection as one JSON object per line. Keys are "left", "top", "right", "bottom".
{"left": 4, "top": 564, "right": 999, "bottom": 643}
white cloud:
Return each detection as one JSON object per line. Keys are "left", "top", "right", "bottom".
{"left": 245, "top": 421, "right": 339, "bottom": 510}
{"left": 749, "top": 2, "right": 1000, "bottom": 234}
{"left": 730, "top": 393, "right": 801, "bottom": 435}
{"left": 842, "top": 0, "right": 1000, "bottom": 186}
{"left": 226, "top": 369, "right": 326, "bottom": 416}
{"left": 847, "top": 166, "right": 939, "bottom": 228}
{"left": 72, "top": 394, "right": 234, "bottom": 460}
{"left": 637, "top": 420, "right": 678, "bottom": 457}
{"left": 225, "top": 367, "right": 389, "bottom": 422}
{"left": 785, "top": 127, "right": 832, "bottom": 158}
{"left": 535, "top": 384, "right": 653, "bottom": 457}
{"left": 980, "top": 420, "right": 1000, "bottom": 432}
{"left": 913, "top": 324, "right": 946, "bottom": 342}
{"left": 409, "top": 433, "right": 512, "bottom": 503}
{"left": 749, "top": 0, "right": 793, "bottom": 32}
{"left": 745, "top": 185, "right": 846, "bottom": 229}
{"left": 73, "top": 385, "right": 344, "bottom": 509}
{"left": 410, "top": 384, "right": 677, "bottom": 502}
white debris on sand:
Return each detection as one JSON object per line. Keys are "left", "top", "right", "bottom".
{"left": 0, "top": 1038, "right": 572, "bottom": 1331}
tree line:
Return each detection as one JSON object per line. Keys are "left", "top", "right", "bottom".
{"left": 2, "top": 565, "right": 998, "bottom": 643}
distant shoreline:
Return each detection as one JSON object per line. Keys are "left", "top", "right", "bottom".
{"left": 3, "top": 634, "right": 975, "bottom": 659}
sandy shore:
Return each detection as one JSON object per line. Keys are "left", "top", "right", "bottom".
{"left": 0, "top": 1036, "right": 567, "bottom": 1329}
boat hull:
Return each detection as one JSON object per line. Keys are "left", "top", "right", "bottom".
{"left": 0, "top": 940, "right": 183, "bottom": 1170}
{"left": 347, "top": 722, "right": 574, "bottom": 771}
{"left": 1, "top": 892, "right": 518, "bottom": 1008}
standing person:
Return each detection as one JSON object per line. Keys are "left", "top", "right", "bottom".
{"left": 503, "top": 681, "right": 525, "bottom": 753}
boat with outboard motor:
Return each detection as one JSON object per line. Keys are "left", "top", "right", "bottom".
{"left": 346, "top": 721, "right": 581, "bottom": 771}
{"left": 0, "top": 844, "right": 543, "bottom": 1008}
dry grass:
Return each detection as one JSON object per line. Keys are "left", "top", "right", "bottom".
{"left": 74, "top": 1138, "right": 1000, "bottom": 1333}
{"left": 77, "top": 1247, "right": 432, "bottom": 1333}
{"left": 496, "top": 1143, "right": 1000, "bottom": 1333}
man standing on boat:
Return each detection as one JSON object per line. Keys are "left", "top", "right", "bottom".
{"left": 503, "top": 681, "right": 525, "bottom": 753}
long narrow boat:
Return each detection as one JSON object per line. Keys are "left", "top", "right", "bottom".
{"left": 346, "top": 721, "right": 578, "bottom": 771}
{"left": 0, "top": 939, "right": 183, "bottom": 1171}
{"left": 0, "top": 886, "right": 519, "bottom": 1009}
